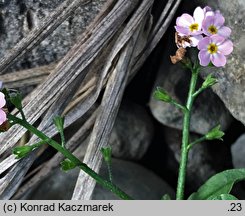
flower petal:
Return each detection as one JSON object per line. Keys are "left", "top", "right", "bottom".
{"left": 205, "top": 10, "right": 215, "bottom": 17}
{"left": 202, "top": 16, "right": 214, "bottom": 35}
{"left": 182, "top": 41, "right": 191, "bottom": 48}
{"left": 176, "top": 14, "right": 194, "bottom": 27}
{"left": 198, "top": 50, "right": 211, "bottom": 66}
{"left": 211, "top": 53, "right": 226, "bottom": 67}
{"left": 198, "top": 37, "right": 211, "bottom": 50}
{"left": 190, "top": 35, "right": 203, "bottom": 47}
{"left": 0, "top": 109, "right": 6, "bottom": 125}
{"left": 193, "top": 6, "right": 204, "bottom": 27}
{"left": 210, "top": 35, "right": 225, "bottom": 45}
{"left": 190, "top": 30, "right": 203, "bottom": 36}
{"left": 0, "top": 92, "right": 6, "bottom": 108}
{"left": 218, "top": 26, "right": 231, "bottom": 38}
{"left": 204, "top": 6, "right": 212, "bottom": 13}
{"left": 219, "top": 40, "right": 233, "bottom": 55}
{"left": 175, "top": 26, "right": 190, "bottom": 35}
{"left": 213, "top": 13, "right": 225, "bottom": 27}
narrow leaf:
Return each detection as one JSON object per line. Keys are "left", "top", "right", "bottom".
{"left": 188, "top": 169, "right": 245, "bottom": 200}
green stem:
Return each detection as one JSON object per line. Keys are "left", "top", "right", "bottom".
{"left": 176, "top": 66, "right": 199, "bottom": 200}
{"left": 32, "top": 140, "right": 47, "bottom": 149}
{"left": 107, "top": 162, "right": 113, "bottom": 184}
{"left": 60, "top": 130, "right": 66, "bottom": 148}
{"left": 19, "top": 109, "right": 27, "bottom": 122}
{"left": 7, "top": 114, "right": 133, "bottom": 200}
{"left": 187, "top": 136, "right": 206, "bottom": 151}
{"left": 171, "top": 100, "right": 187, "bottom": 113}
{"left": 192, "top": 87, "right": 204, "bottom": 98}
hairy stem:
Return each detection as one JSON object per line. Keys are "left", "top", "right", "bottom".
{"left": 8, "top": 114, "right": 133, "bottom": 200}
{"left": 176, "top": 66, "right": 199, "bottom": 200}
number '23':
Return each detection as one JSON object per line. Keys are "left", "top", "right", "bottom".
{"left": 230, "top": 203, "right": 242, "bottom": 211}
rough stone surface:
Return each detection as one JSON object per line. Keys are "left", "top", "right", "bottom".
{"left": 149, "top": 39, "right": 232, "bottom": 134}
{"left": 109, "top": 101, "right": 154, "bottom": 160}
{"left": 231, "top": 134, "right": 245, "bottom": 168}
{"left": 179, "top": 0, "right": 245, "bottom": 125}
{"left": 0, "top": 0, "right": 107, "bottom": 71}
{"left": 24, "top": 159, "right": 174, "bottom": 200}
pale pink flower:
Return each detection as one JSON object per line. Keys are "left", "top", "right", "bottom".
{"left": 198, "top": 35, "right": 233, "bottom": 67}
{"left": 0, "top": 92, "right": 7, "bottom": 125}
{"left": 203, "top": 6, "right": 222, "bottom": 18}
{"left": 185, "top": 35, "right": 203, "bottom": 48}
{"left": 202, "top": 12, "right": 231, "bottom": 38}
{"left": 203, "top": 6, "right": 215, "bottom": 17}
{"left": 175, "top": 6, "right": 205, "bottom": 36}
{"left": 175, "top": 7, "right": 205, "bottom": 47}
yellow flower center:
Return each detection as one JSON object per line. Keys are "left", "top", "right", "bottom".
{"left": 189, "top": 23, "right": 199, "bottom": 32}
{"left": 208, "top": 25, "right": 218, "bottom": 34}
{"left": 208, "top": 43, "right": 218, "bottom": 54}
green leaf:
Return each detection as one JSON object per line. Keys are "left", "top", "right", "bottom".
{"left": 188, "top": 169, "right": 245, "bottom": 200}
{"left": 153, "top": 87, "right": 172, "bottom": 103}
{"left": 60, "top": 159, "right": 77, "bottom": 172}
{"left": 210, "top": 194, "right": 238, "bottom": 200}
{"left": 161, "top": 194, "right": 171, "bottom": 200}
{"left": 205, "top": 125, "right": 225, "bottom": 141}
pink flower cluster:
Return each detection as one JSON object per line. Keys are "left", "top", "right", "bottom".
{"left": 175, "top": 6, "right": 233, "bottom": 67}
{"left": 0, "top": 92, "right": 7, "bottom": 125}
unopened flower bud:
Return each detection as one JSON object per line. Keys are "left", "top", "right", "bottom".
{"left": 60, "top": 159, "right": 77, "bottom": 172}
{"left": 53, "top": 116, "right": 64, "bottom": 133}
{"left": 12, "top": 146, "right": 33, "bottom": 159}
{"left": 205, "top": 125, "right": 224, "bottom": 141}
{"left": 202, "top": 74, "right": 218, "bottom": 89}
{"left": 153, "top": 87, "right": 172, "bottom": 103}
{"left": 9, "top": 92, "right": 22, "bottom": 110}
{"left": 101, "top": 147, "right": 112, "bottom": 163}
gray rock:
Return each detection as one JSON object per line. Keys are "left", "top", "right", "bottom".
{"left": 92, "top": 159, "right": 174, "bottom": 200}
{"left": 22, "top": 167, "right": 79, "bottom": 200}
{"left": 109, "top": 101, "right": 154, "bottom": 160}
{"left": 231, "top": 134, "right": 245, "bottom": 168}
{"left": 24, "top": 159, "right": 174, "bottom": 200}
{"left": 56, "top": 101, "right": 153, "bottom": 161}
{"left": 0, "top": 0, "right": 107, "bottom": 71}
{"left": 180, "top": 0, "right": 245, "bottom": 126}
{"left": 149, "top": 43, "right": 232, "bottom": 134}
